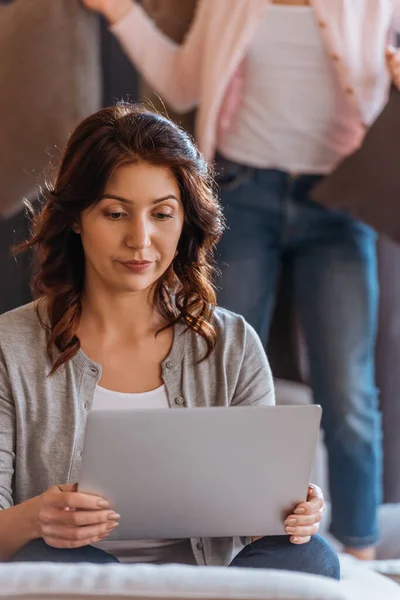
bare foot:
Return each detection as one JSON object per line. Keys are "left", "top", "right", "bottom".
{"left": 344, "top": 546, "right": 376, "bottom": 561}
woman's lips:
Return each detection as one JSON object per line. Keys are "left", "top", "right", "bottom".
{"left": 119, "top": 260, "right": 153, "bottom": 273}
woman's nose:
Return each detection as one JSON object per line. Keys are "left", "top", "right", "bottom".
{"left": 125, "top": 217, "right": 151, "bottom": 249}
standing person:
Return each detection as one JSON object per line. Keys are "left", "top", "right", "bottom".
{"left": 82, "top": 0, "right": 400, "bottom": 560}
{"left": 0, "top": 104, "right": 337, "bottom": 577}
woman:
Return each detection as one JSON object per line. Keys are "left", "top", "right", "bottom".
{"left": 82, "top": 0, "right": 400, "bottom": 560}
{"left": 0, "top": 104, "right": 338, "bottom": 577}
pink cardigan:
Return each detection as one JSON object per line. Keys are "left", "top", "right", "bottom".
{"left": 112, "top": 0, "right": 400, "bottom": 161}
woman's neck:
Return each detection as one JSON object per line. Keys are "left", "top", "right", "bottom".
{"left": 79, "top": 287, "right": 162, "bottom": 342}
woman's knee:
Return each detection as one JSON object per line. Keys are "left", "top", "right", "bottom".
{"left": 230, "top": 535, "right": 340, "bottom": 580}
{"left": 297, "top": 535, "right": 340, "bottom": 580}
{"left": 12, "top": 539, "right": 119, "bottom": 564}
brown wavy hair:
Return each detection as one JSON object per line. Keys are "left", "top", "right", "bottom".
{"left": 16, "top": 103, "right": 225, "bottom": 374}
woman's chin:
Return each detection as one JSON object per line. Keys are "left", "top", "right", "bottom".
{"left": 117, "top": 281, "right": 154, "bottom": 294}
{"left": 113, "top": 274, "right": 158, "bottom": 294}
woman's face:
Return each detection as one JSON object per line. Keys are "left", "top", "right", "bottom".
{"left": 75, "top": 161, "right": 184, "bottom": 295}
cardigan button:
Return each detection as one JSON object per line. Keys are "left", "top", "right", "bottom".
{"left": 165, "top": 362, "right": 173, "bottom": 370}
{"left": 174, "top": 396, "right": 185, "bottom": 406}
{"left": 318, "top": 20, "right": 328, "bottom": 28}
{"left": 345, "top": 87, "right": 354, "bottom": 95}
{"left": 331, "top": 53, "right": 340, "bottom": 62}
{"left": 196, "top": 542, "right": 204, "bottom": 551}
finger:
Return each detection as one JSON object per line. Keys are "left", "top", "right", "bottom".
{"left": 71, "top": 509, "right": 120, "bottom": 527}
{"left": 386, "top": 45, "right": 397, "bottom": 60}
{"left": 40, "top": 507, "right": 120, "bottom": 527}
{"left": 41, "top": 520, "right": 118, "bottom": 541}
{"left": 389, "top": 63, "right": 400, "bottom": 79}
{"left": 41, "top": 520, "right": 119, "bottom": 542}
{"left": 391, "top": 64, "right": 400, "bottom": 78}
{"left": 44, "top": 529, "right": 115, "bottom": 550}
{"left": 294, "top": 498, "right": 323, "bottom": 516}
{"left": 390, "top": 54, "right": 400, "bottom": 66}
{"left": 307, "top": 494, "right": 324, "bottom": 511}
{"left": 285, "top": 523, "right": 320, "bottom": 538}
{"left": 295, "top": 486, "right": 324, "bottom": 516}
{"left": 290, "top": 535, "right": 311, "bottom": 545}
{"left": 284, "top": 512, "right": 323, "bottom": 528}
{"left": 307, "top": 484, "right": 324, "bottom": 500}
{"left": 50, "top": 488, "right": 110, "bottom": 510}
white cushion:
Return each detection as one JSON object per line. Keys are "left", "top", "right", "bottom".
{"left": 0, "top": 558, "right": 398, "bottom": 600}
{"left": 339, "top": 555, "right": 400, "bottom": 596}
{"left": 364, "top": 559, "right": 400, "bottom": 585}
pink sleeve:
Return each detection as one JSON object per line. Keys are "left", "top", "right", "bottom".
{"left": 111, "top": 2, "right": 206, "bottom": 113}
{"left": 392, "top": 1, "right": 400, "bottom": 32}
{"left": 218, "top": 60, "right": 245, "bottom": 133}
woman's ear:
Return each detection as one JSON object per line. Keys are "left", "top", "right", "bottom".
{"left": 72, "top": 222, "right": 81, "bottom": 234}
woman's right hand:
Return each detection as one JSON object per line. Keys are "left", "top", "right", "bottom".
{"left": 81, "top": 0, "right": 133, "bottom": 25}
{"left": 34, "top": 484, "right": 120, "bottom": 549}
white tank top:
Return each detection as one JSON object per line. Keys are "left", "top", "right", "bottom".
{"left": 91, "top": 384, "right": 195, "bottom": 564}
{"left": 92, "top": 383, "right": 169, "bottom": 410}
{"left": 218, "top": 4, "right": 359, "bottom": 173}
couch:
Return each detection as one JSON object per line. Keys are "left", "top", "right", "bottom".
{"left": 1, "top": 555, "right": 399, "bottom": 600}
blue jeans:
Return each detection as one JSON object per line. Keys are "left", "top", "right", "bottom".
{"left": 12, "top": 536, "right": 340, "bottom": 579}
{"left": 216, "top": 155, "right": 381, "bottom": 549}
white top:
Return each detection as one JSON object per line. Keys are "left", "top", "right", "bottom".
{"left": 92, "top": 383, "right": 169, "bottom": 410}
{"left": 92, "top": 384, "right": 195, "bottom": 564}
{"left": 218, "top": 5, "right": 359, "bottom": 173}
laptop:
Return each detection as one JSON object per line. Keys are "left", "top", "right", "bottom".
{"left": 78, "top": 405, "right": 322, "bottom": 540}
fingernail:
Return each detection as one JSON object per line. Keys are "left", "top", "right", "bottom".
{"left": 285, "top": 518, "right": 297, "bottom": 525}
{"left": 97, "top": 499, "right": 110, "bottom": 508}
{"left": 291, "top": 537, "right": 299, "bottom": 543}
{"left": 108, "top": 512, "right": 120, "bottom": 521}
{"left": 285, "top": 526, "right": 296, "bottom": 533}
{"left": 294, "top": 508, "right": 305, "bottom": 514}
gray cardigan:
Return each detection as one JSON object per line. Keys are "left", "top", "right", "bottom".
{"left": 0, "top": 302, "right": 274, "bottom": 565}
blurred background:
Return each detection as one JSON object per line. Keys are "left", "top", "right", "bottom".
{"left": 1, "top": 0, "right": 400, "bottom": 539}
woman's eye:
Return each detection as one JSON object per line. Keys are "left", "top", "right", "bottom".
{"left": 154, "top": 213, "right": 174, "bottom": 221}
{"left": 105, "top": 212, "right": 126, "bottom": 220}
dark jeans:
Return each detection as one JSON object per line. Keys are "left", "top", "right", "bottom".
{"left": 215, "top": 154, "right": 381, "bottom": 549}
{"left": 12, "top": 535, "right": 340, "bottom": 580}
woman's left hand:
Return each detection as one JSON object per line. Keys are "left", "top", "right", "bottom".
{"left": 386, "top": 46, "right": 400, "bottom": 91}
{"left": 284, "top": 483, "right": 325, "bottom": 545}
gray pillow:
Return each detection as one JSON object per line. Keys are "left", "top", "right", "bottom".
{"left": 311, "top": 86, "right": 400, "bottom": 243}
{"left": 0, "top": 0, "right": 102, "bottom": 218}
